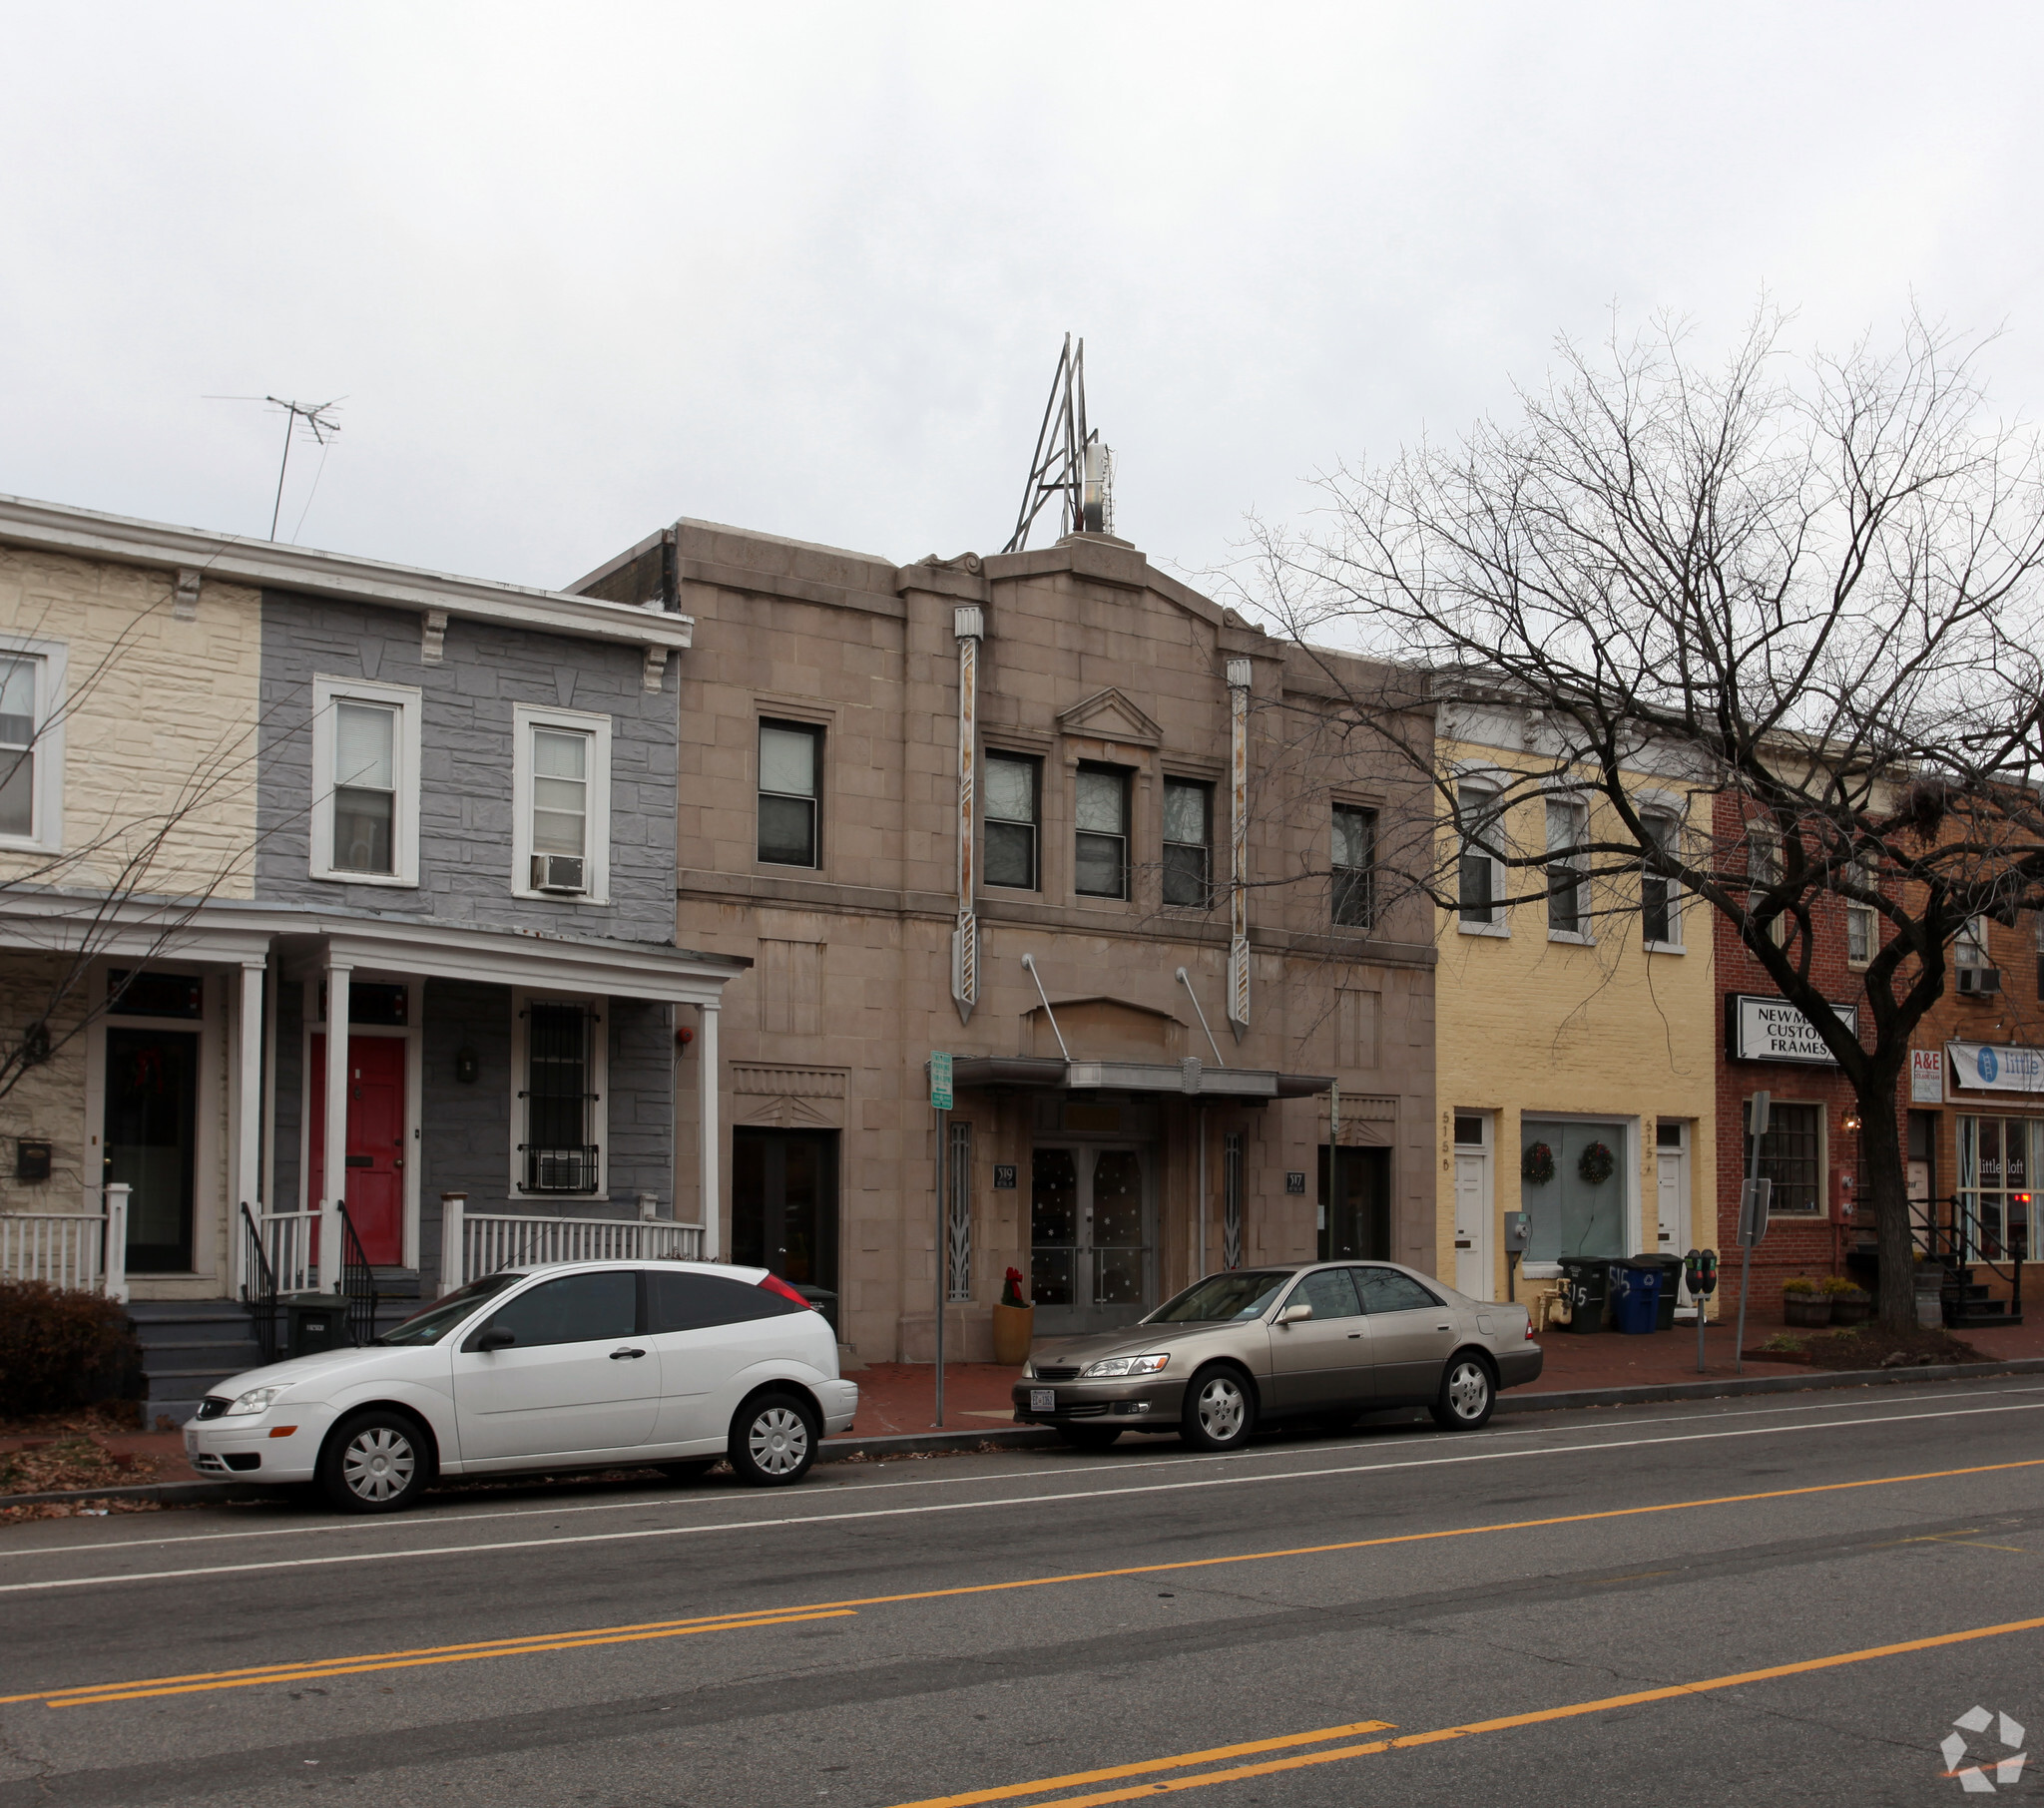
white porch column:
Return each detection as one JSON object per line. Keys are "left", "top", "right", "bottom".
{"left": 231, "top": 959, "right": 264, "bottom": 1297}
{"left": 321, "top": 960, "right": 352, "bottom": 1294}
{"left": 698, "top": 1001, "right": 721, "bottom": 1260}
{"left": 103, "top": 1181, "right": 130, "bottom": 1304}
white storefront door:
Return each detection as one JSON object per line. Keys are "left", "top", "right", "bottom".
{"left": 1451, "top": 1113, "right": 1492, "bottom": 1300}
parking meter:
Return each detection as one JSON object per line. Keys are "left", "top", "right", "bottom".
{"left": 1503, "top": 1212, "right": 1530, "bottom": 1300}
{"left": 1684, "top": 1248, "right": 1719, "bottom": 1374}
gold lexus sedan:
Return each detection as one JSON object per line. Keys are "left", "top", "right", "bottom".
{"left": 1011, "top": 1262, "right": 1542, "bottom": 1452}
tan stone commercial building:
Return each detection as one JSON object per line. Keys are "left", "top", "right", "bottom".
{"left": 574, "top": 523, "right": 1439, "bottom": 1362}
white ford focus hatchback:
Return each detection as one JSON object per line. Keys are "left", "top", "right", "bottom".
{"left": 183, "top": 1261, "right": 858, "bottom": 1513}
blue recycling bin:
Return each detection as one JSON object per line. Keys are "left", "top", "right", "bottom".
{"left": 1608, "top": 1263, "right": 1662, "bottom": 1336}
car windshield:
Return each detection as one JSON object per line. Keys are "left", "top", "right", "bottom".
{"left": 1147, "top": 1270, "right": 1293, "bottom": 1323}
{"left": 373, "top": 1273, "right": 524, "bottom": 1346}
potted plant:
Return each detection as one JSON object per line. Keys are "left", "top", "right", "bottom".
{"left": 1822, "top": 1275, "right": 1873, "bottom": 1326}
{"left": 991, "top": 1267, "right": 1034, "bottom": 1366}
{"left": 1782, "top": 1277, "right": 1832, "bottom": 1327}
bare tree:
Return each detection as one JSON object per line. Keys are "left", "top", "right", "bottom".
{"left": 1241, "top": 307, "right": 2044, "bottom": 1330}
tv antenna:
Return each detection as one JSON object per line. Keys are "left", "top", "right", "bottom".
{"left": 1003, "top": 335, "right": 1113, "bottom": 553}
{"left": 205, "top": 394, "right": 345, "bottom": 540}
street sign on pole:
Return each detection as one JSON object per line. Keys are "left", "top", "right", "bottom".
{"left": 1736, "top": 1093, "right": 1770, "bottom": 1376}
{"left": 1737, "top": 1177, "right": 1773, "bottom": 1248}
{"left": 929, "top": 1051, "right": 953, "bottom": 1112}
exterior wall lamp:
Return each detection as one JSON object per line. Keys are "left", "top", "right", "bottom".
{"left": 1840, "top": 1110, "right": 1863, "bottom": 1131}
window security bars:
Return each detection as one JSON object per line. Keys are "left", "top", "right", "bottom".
{"left": 522, "top": 1003, "right": 598, "bottom": 1193}
{"left": 1163, "top": 778, "right": 1214, "bottom": 908}
{"left": 947, "top": 1121, "right": 973, "bottom": 1302}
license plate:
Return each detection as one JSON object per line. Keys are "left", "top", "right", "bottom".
{"left": 1030, "top": 1388, "right": 1056, "bottom": 1413}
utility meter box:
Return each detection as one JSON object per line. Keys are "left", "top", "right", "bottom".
{"left": 1504, "top": 1211, "right": 1530, "bottom": 1254}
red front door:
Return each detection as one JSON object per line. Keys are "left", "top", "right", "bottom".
{"left": 309, "top": 1036, "right": 407, "bottom": 1266}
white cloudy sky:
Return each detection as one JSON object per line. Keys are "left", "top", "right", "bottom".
{"left": 2, "top": 4, "right": 2040, "bottom": 594}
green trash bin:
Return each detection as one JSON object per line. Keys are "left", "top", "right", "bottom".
{"left": 284, "top": 1294, "right": 353, "bottom": 1359}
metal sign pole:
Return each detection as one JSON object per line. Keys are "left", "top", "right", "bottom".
{"left": 928, "top": 1052, "right": 953, "bottom": 1430}
{"left": 1735, "top": 1092, "right": 1771, "bottom": 1378}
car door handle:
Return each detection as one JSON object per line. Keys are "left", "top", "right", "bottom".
{"left": 610, "top": 1347, "right": 647, "bottom": 1360}
{"left": 1436, "top": 1325, "right": 1451, "bottom": 1331}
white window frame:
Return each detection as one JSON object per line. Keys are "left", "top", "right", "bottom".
{"left": 0, "top": 635, "right": 67, "bottom": 854}
{"left": 1954, "top": 914, "right": 1990, "bottom": 969}
{"left": 511, "top": 702, "right": 613, "bottom": 904}
{"left": 309, "top": 675, "right": 421, "bottom": 887}
{"left": 507, "top": 988, "right": 610, "bottom": 1202}
{"left": 1637, "top": 793, "right": 1685, "bottom": 953}
{"left": 1455, "top": 774, "right": 1509, "bottom": 938}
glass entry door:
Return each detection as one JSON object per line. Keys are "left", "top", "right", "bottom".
{"left": 1030, "top": 1144, "right": 1153, "bottom": 1334}
{"left": 105, "top": 1027, "right": 200, "bottom": 1272}
{"left": 733, "top": 1130, "right": 839, "bottom": 1320}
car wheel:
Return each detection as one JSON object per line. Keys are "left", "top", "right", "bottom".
{"left": 729, "top": 1391, "right": 819, "bottom": 1487}
{"left": 1429, "top": 1354, "right": 1495, "bottom": 1431}
{"left": 1058, "top": 1425, "right": 1122, "bottom": 1452}
{"left": 658, "top": 1460, "right": 717, "bottom": 1486}
{"left": 318, "top": 1410, "right": 431, "bottom": 1513}
{"left": 1180, "top": 1365, "right": 1256, "bottom": 1452}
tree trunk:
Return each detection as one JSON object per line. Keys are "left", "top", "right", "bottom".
{"left": 1856, "top": 1066, "right": 1916, "bottom": 1331}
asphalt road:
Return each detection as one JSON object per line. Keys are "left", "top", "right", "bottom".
{"left": 1, "top": 1379, "right": 2041, "bottom": 1808}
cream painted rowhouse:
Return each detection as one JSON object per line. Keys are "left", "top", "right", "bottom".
{"left": 571, "top": 520, "right": 1439, "bottom": 1362}
{"left": 0, "top": 495, "right": 744, "bottom": 1424}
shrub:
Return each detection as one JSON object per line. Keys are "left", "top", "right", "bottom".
{"left": 1820, "top": 1277, "right": 1868, "bottom": 1297}
{"left": 0, "top": 1282, "right": 142, "bottom": 1418}
{"left": 1781, "top": 1277, "right": 1817, "bottom": 1294}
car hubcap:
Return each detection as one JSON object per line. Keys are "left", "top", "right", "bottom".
{"left": 342, "top": 1427, "right": 414, "bottom": 1502}
{"left": 1448, "top": 1362, "right": 1488, "bottom": 1420}
{"left": 749, "top": 1406, "right": 809, "bottom": 1475}
{"left": 1198, "top": 1379, "right": 1245, "bottom": 1440}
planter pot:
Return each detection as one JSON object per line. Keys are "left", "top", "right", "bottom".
{"left": 1827, "top": 1294, "right": 1873, "bottom": 1327}
{"left": 1782, "top": 1295, "right": 1832, "bottom": 1328}
{"left": 991, "top": 1302, "right": 1035, "bottom": 1367}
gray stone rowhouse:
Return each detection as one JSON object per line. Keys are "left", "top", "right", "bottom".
{"left": 573, "top": 520, "right": 1438, "bottom": 1362}
{"left": 0, "top": 493, "right": 744, "bottom": 1308}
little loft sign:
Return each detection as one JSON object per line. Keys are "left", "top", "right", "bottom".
{"left": 1948, "top": 1041, "right": 2044, "bottom": 1095}
{"left": 1728, "top": 994, "right": 1859, "bottom": 1066}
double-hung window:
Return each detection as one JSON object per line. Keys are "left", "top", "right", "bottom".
{"left": 1545, "top": 797, "right": 1587, "bottom": 938}
{"left": 513, "top": 704, "right": 612, "bottom": 901}
{"left": 1747, "top": 824, "right": 1788, "bottom": 947}
{"left": 1457, "top": 782, "right": 1504, "bottom": 929}
{"left": 0, "top": 648, "right": 60, "bottom": 848}
{"left": 1955, "top": 915, "right": 1990, "bottom": 969}
{"left": 1162, "top": 777, "right": 1214, "bottom": 907}
{"left": 1074, "top": 762, "right": 1130, "bottom": 900}
{"left": 310, "top": 677, "right": 420, "bottom": 886}
{"left": 1331, "top": 803, "right": 1376, "bottom": 928}
{"left": 983, "top": 751, "right": 1040, "bottom": 890}
{"left": 1844, "top": 858, "right": 1877, "bottom": 967}
{"left": 758, "top": 720, "right": 822, "bottom": 867}
{"left": 1642, "top": 810, "right": 1682, "bottom": 948}
{"left": 516, "top": 995, "right": 606, "bottom": 1196}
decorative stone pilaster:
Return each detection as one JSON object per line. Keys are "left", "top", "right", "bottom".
{"left": 951, "top": 605, "right": 984, "bottom": 1025}
{"left": 1226, "top": 658, "right": 1253, "bottom": 1042}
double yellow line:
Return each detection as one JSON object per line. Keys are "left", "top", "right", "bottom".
{"left": 9, "top": 1454, "right": 2041, "bottom": 1711}
{"left": 4, "top": 1606, "right": 855, "bottom": 1709}
{"left": 886, "top": 1616, "right": 2044, "bottom": 1808}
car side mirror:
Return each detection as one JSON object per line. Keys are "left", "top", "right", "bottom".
{"left": 1278, "top": 1303, "right": 1313, "bottom": 1325}
{"left": 473, "top": 1325, "right": 516, "bottom": 1353}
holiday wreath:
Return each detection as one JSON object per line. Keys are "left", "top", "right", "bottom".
{"left": 1578, "top": 1139, "right": 1617, "bottom": 1185}
{"left": 1521, "top": 1140, "right": 1556, "bottom": 1186}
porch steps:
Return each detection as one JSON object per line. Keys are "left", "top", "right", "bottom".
{"left": 1946, "top": 1265, "right": 2023, "bottom": 1330}
{"left": 126, "top": 1300, "right": 267, "bottom": 1430}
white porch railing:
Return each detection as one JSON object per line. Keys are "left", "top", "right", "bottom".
{"left": 439, "top": 1191, "right": 704, "bottom": 1294}
{"left": 0, "top": 1184, "right": 129, "bottom": 1301}
{"left": 240, "top": 1207, "right": 319, "bottom": 1299}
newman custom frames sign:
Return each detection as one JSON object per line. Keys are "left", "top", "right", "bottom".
{"left": 1727, "top": 994, "right": 1860, "bottom": 1066}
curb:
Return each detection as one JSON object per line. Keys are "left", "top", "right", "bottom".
{"left": 8, "top": 1358, "right": 2040, "bottom": 1509}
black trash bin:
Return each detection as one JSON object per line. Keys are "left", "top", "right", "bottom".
{"left": 284, "top": 1294, "right": 353, "bottom": 1359}
{"left": 1556, "top": 1256, "right": 1610, "bottom": 1333}
{"left": 1626, "top": 1255, "right": 1685, "bottom": 1331}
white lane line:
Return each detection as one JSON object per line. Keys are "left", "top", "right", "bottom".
{"left": 4, "top": 1379, "right": 2040, "bottom": 1564}
{"left": 6, "top": 1398, "right": 2041, "bottom": 1595}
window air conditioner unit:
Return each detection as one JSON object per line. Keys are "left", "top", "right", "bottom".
{"left": 530, "top": 853, "right": 587, "bottom": 895}
{"left": 1957, "top": 966, "right": 2002, "bottom": 997}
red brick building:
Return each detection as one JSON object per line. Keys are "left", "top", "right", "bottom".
{"left": 1712, "top": 790, "right": 1907, "bottom": 1322}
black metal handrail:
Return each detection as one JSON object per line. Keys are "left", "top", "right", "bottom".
{"left": 334, "top": 1202, "right": 380, "bottom": 1348}
{"left": 238, "top": 1201, "right": 279, "bottom": 1365}
{"left": 1910, "top": 1193, "right": 2025, "bottom": 1324}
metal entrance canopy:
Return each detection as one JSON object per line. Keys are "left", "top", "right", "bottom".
{"left": 948, "top": 1056, "right": 1330, "bottom": 1099}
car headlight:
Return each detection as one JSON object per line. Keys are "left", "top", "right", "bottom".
{"left": 1082, "top": 1354, "right": 1170, "bottom": 1378}
{"left": 223, "top": 1385, "right": 287, "bottom": 1417}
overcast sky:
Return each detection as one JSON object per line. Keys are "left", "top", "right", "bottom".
{"left": 3, "top": 4, "right": 2040, "bottom": 596}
